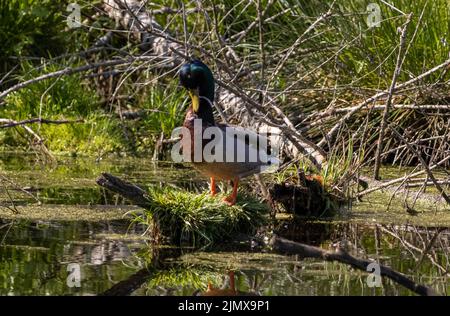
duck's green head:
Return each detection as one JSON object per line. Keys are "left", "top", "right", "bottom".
{"left": 179, "top": 60, "right": 215, "bottom": 122}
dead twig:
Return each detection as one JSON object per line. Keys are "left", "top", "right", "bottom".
{"left": 374, "top": 14, "right": 412, "bottom": 180}
{"left": 319, "top": 57, "right": 450, "bottom": 148}
{"left": 388, "top": 124, "right": 450, "bottom": 204}
{"left": 356, "top": 155, "right": 450, "bottom": 197}
{"left": 0, "top": 118, "right": 84, "bottom": 129}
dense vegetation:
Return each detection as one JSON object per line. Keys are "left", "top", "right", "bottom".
{"left": 0, "top": 0, "right": 447, "bottom": 156}
{"left": 0, "top": 0, "right": 449, "bottom": 206}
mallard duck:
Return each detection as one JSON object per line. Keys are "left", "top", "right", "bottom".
{"left": 178, "top": 59, "right": 278, "bottom": 206}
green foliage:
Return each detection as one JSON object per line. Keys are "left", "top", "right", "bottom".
{"left": 5, "top": 62, "right": 97, "bottom": 118}
{"left": 214, "top": 0, "right": 450, "bottom": 87}
{"left": 1, "top": 61, "right": 124, "bottom": 155}
{"left": 140, "top": 82, "right": 187, "bottom": 137}
{"left": 40, "top": 114, "right": 124, "bottom": 156}
{"left": 0, "top": 0, "right": 69, "bottom": 76}
{"left": 328, "top": 0, "right": 449, "bottom": 85}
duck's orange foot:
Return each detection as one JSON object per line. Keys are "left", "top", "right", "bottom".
{"left": 210, "top": 177, "right": 217, "bottom": 197}
{"left": 223, "top": 178, "right": 239, "bottom": 206}
{"left": 223, "top": 195, "right": 237, "bottom": 206}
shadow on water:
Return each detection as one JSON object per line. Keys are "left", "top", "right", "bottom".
{"left": 0, "top": 152, "right": 449, "bottom": 295}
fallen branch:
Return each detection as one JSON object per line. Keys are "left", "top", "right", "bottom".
{"left": 333, "top": 103, "right": 450, "bottom": 113}
{"left": 0, "top": 119, "right": 42, "bottom": 143}
{"left": 0, "top": 54, "right": 172, "bottom": 102}
{"left": 0, "top": 118, "right": 84, "bottom": 128}
{"left": 96, "top": 172, "right": 150, "bottom": 208}
{"left": 306, "top": 103, "right": 450, "bottom": 135}
{"left": 270, "top": 235, "right": 437, "bottom": 296}
{"left": 405, "top": 180, "right": 450, "bottom": 188}
{"left": 0, "top": 59, "right": 129, "bottom": 101}
{"left": 150, "top": 6, "right": 213, "bottom": 15}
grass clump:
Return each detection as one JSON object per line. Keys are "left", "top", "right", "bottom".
{"left": 129, "top": 82, "right": 187, "bottom": 156}
{"left": 130, "top": 186, "right": 268, "bottom": 247}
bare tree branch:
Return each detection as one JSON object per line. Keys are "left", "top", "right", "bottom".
{"left": 0, "top": 118, "right": 84, "bottom": 129}
{"left": 374, "top": 14, "right": 412, "bottom": 180}
{"left": 319, "top": 57, "right": 450, "bottom": 147}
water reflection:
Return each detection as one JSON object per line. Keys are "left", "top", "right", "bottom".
{"left": 0, "top": 153, "right": 448, "bottom": 296}
{"left": 140, "top": 222, "right": 449, "bottom": 296}
{"left": 0, "top": 219, "right": 147, "bottom": 295}
{"left": 0, "top": 218, "right": 448, "bottom": 295}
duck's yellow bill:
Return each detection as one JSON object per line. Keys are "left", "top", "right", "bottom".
{"left": 188, "top": 89, "right": 200, "bottom": 112}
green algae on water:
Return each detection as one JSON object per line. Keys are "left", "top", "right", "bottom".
{"left": 349, "top": 191, "right": 450, "bottom": 227}
{"left": 0, "top": 204, "right": 139, "bottom": 222}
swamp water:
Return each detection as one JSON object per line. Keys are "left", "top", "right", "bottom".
{"left": 0, "top": 152, "right": 448, "bottom": 295}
